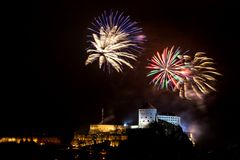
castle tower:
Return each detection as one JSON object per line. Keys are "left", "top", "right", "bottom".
{"left": 138, "top": 102, "right": 157, "bottom": 128}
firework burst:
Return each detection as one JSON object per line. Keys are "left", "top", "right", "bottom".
{"left": 147, "top": 47, "right": 221, "bottom": 101}
{"left": 85, "top": 11, "right": 145, "bottom": 72}
{"left": 178, "top": 52, "right": 222, "bottom": 100}
{"left": 146, "top": 46, "right": 188, "bottom": 90}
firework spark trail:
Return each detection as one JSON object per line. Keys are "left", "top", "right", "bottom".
{"left": 85, "top": 11, "right": 145, "bottom": 73}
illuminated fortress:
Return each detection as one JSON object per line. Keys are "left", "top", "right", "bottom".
{"left": 138, "top": 108, "right": 181, "bottom": 128}
{"left": 71, "top": 103, "right": 188, "bottom": 149}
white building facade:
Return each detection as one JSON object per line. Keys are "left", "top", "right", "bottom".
{"left": 156, "top": 115, "right": 181, "bottom": 126}
{"left": 138, "top": 108, "right": 181, "bottom": 128}
{"left": 138, "top": 108, "right": 157, "bottom": 128}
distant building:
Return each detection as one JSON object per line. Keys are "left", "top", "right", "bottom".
{"left": 137, "top": 102, "right": 181, "bottom": 128}
{"left": 0, "top": 137, "right": 61, "bottom": 145}
{"left": 71, "top": 124, "right": 127, "bottom": 148}
{"left": 71, "top": 102, "right": 195, "bottom": 149}
{"left": 138, "top": 108, "right": 157, "bottom": 128}
{"left": 156, "top": 115, "right": 181, "bottom": 126}
{"left": 89, "top": 124, "right": 126, "bottom": 134}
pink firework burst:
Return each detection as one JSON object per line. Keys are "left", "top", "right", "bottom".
{"left": 146, "top": 46, "right": 188, "bottom": 90}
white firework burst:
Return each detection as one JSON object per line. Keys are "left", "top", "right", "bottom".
{"left": 85, "top": 11, "right": 145, "bottom": 73}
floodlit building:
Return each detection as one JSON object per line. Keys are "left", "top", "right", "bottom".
{"left": 89, "top": 124, "right": 126, "bottom": 134}
{"left": 137, "top": 102, "right": 181, "bottom": 128}
{"left": 0, "top": 137, "right": 61, "bottom": 145}
{"left": 71, "top": 103, "right": 193, "bottom": 149}
{"left": 138, "top": 108, "right": 157, "bottom": 128}
{"left": 71, "top": 124, "right": 127, "bottom": 148}
{"left": 156, "top": 115, "right": 181, "bottom": 126}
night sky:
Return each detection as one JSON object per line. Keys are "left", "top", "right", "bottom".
{"left": 3, "top": 0, "right": 240, "bottom": 149}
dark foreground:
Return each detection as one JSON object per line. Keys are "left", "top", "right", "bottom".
{"left": 1, "top": 142, "right": 239, "bottom": 160}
